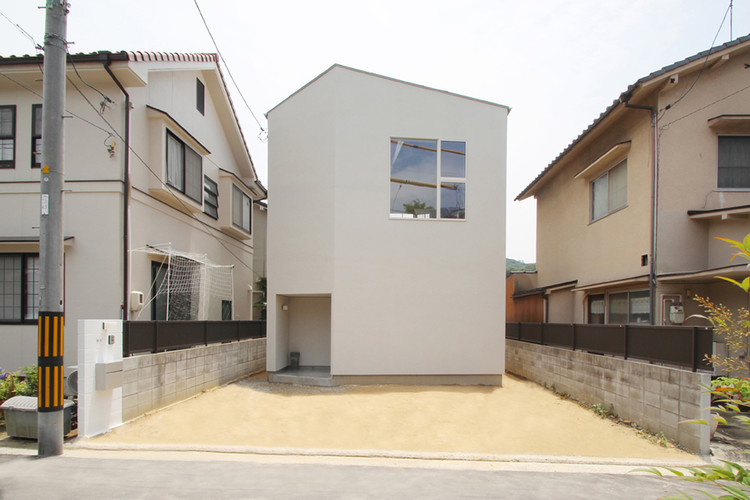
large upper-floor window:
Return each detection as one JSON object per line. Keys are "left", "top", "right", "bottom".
{"left": 0, "top": 254, "right": 40, "bottom": 323}
{"left": 232, "top": 184, "right": 251, "bottom": 234}
{"left": 31, "top": 104, "right": 42, "bottom": 169}
{"left": 591, "top": 159, "right": 627, "bottom": 221}
{"left": 0, "top": 105, "right": 16, "bottom": 169}
{"left": 166, "top": 130, "right": 203, "bottom": 203}
{"left": 390, "top": 138, "right": 466, "bottom": 220}
{"left": 718, "top": 136, "right": 750, "bottom": 189}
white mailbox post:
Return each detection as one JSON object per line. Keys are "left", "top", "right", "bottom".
{"left": 78, "top": 320, "right": 123, "bottom": 437}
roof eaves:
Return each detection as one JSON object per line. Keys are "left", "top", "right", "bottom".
{"left": 516, "top": 33, "right": 750, "bottom": 202}
{"left": 267, "top": 63, "right": 511, "bottom": 116}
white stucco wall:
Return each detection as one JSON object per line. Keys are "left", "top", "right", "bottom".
{"left": 268, "top": 66, "right": 508, "bottom": 377}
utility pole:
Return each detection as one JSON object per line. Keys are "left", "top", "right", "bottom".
{"left": 38, "top": 0, "right": 69, "bottom": 457}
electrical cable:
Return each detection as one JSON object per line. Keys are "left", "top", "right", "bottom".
{"left": 0, "top": 9, "right": 42, "bottom": 53}
{"left": 0, "top": 71, "right": 112, "bottom": 135}
{"left": 660, "top": 1, "right": 732, "bottom": 117}
{"left": 66, "top": 75, "right": 262, "bottom": 278}
{"left": 193, "top": 0, "right": 267, "bottom": 139}
{"left": 63, "top": 45, "right": 114, "bottom": 110}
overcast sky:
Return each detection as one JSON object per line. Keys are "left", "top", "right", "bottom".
{"left": 1, "top": 0, "right": 747, "bottom": 262}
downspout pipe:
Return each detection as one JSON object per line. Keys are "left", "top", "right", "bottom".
{"left": 101, "top": 53, "right": 131, "bottom": 320}
{"left": 621, "top": 95, "right": 658, "bottom": 325}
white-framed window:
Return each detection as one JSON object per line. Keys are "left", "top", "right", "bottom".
{"left": 232, "top": 184, "right": 251, "bottom": 234}
{"left": 0, "top": 254, "right": 40, "bottom": 323}
{"left": 390, "top": 138, "right": 466, "bottom": 220}
{"left": 591, "top": 159, "right": 627, "bottom": 221}
{"left": 204, "top": 175, "right": 218, "bottom": 219}
{"left": 0, "top": 105, "right": 16, "bottom": 169}
{"left": 166, "top": 130, "right": 203, "bottom": 203}
{"left": 718, "top": 135, "right": 750, "bottom": 189}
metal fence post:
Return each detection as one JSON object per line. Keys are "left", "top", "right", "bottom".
{"left": 623, "top": 325, "right": 629, "bottom": 360}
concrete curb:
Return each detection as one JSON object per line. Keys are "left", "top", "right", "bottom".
{"left": 66, "top": 439, "right": 710, "bottom": 468}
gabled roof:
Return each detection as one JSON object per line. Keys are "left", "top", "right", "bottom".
{"left": 267, "top": 63, "right": 510, "bottom": 116}
{"left": 0, "top": 50, "right": 265, "bottom": 191}
{"left": 516, "top": 33, "right": 750, "bottom": 201}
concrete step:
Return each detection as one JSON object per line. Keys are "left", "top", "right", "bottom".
{"left": 268, "top": 372, "right": 336, "bottom": 387}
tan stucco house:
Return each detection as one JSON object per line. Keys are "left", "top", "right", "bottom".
{"left": 266, "top": 65, "right": 508, "bottom": 385}
{"left": 517, "top": 34, "right": 750, "bottom": 326}
{"left": 0, "top": 51, "right": 266, "bottom": 371}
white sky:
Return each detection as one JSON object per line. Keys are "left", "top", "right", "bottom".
{"left": 1, "top": 0, "right": 747, "bottom": 263}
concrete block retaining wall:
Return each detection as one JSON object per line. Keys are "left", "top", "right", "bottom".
{"left": 122, "top": 338, "right": 266, "bottom": 422}
{"left": 506, "top": 339, "right": 711, "bottom": 455}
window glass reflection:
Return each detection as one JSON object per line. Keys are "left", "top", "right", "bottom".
{"left": 441, "top": 141, "right": 466, "bottom": 178}
{"left": 390, "top": 139, "right": 437, "bottom": 219}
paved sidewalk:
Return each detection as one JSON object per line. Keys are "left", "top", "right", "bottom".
{"left": 0, "top": 449, "right": 725, "bottom": 500}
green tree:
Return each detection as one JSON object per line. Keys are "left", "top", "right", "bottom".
{"left": 402, "top": 199, "right": 433, "bottom": 215}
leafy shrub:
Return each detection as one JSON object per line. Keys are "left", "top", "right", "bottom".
{"left": 712, "top": 377, "right": 750, "bottom": 401}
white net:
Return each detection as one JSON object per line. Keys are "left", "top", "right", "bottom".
{"left": 132, "top": 244, "right": 234, "bottom": 321}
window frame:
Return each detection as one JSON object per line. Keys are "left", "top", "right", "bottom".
{"left": 0, "top": 105, "right": 17, "bottom": 169}
{"left": 389, "top": 137, "right": 467, "bottom": 221}
{"left": 166, "top": 129, "right": 203, "bottom": 203}
{"left": 231, "top": 184, "right": 252, "bottom": 234}
{"left": 590, "top": 159, "right": 627, "bottom": 222}
{"left": 196, "top": 78, "right": 205, "bottom": 116}
{"left": 204, "top": 175, "right": 219, "bottom": 219}
{"left": 600, "top": 289, "right": 650, "bottom": 325}
{"left": 717, "top": 135, "right": 750, "bottom": 190}
{"left": 31, "top": 104, "right": 42, "bottom": 169}
{"left": 0, "top": 253, "right": 40, "bottom": 324}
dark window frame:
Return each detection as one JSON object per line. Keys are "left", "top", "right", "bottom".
{"left": 31, "top": 104, "right": 42, "bottom": 169}
{"left": 196, "top": 78, "right": 205, "bottom": 116}
{"left": 0, "top": 105, "right": 17, "bottom": 169}
{"left": 166, "top": 129, "right": 203, "bottom": 203}
{"left": 718, "top": 135, "right": 750, "bottom": 189}
{"left": 204, "top": 175, "right": 218, "bottom": 219}
{"left": 0, "top": 253, "right": 40, "bottom": 324}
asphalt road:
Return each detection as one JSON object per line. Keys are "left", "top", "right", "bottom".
{"left": 0, "top": 451, "right": 720, "bottom": 499}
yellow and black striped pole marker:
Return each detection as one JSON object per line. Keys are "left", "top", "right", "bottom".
{"left": 38, "top": 312, "right": 64, "bottom": 412}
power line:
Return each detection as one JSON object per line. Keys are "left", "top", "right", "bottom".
{"left": 0, "top": 71, "right": 112, "bottom": 135}
{"left": 0, "top": 9, "right": 42, "bottom": 53}
{"left": 661, "top": 1, "right": 733, "bottom": 117}
{"left": 193, "top": 0, "right": 267, "bottom": 141}
{"left": 2, "top": 62, "right": 260, "bottom": 277}
{"left": 66, "top": 75, "right": 262, "bottom": 278}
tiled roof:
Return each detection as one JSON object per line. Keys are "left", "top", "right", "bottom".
{"left": 515, "top": 33, "right": 750, "bottom": 201}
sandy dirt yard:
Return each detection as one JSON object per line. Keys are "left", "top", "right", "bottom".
{"left": 91, "top": 373, "right": 692, "bottom": 460}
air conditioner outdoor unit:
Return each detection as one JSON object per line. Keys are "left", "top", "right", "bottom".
{"left": 130, "top": 291, "right": 144, "bottom": 312}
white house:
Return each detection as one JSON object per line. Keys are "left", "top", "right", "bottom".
{"left": 266, "top": 65, "right": 508, "bottom": 385}
{"left": 0, "top": 51, "right": 266, "bottom": 372}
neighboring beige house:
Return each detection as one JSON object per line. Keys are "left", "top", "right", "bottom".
{"left": 0, "top": 51, "right": 266, "bottom": 372}
{"left": 517, "top": 34, "right": 750, "bottom": 326}
{"left": 266, "top": 65, "right": 508, "bottom": 385}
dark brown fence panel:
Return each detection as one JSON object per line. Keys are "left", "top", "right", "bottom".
{"left": 506, "top": 322, "right": 520, "bottom": 340}
{"left": 575, "top": 324, "right": 625, "bottom": 356}
{"left": 506, "top": 322, "right": 712, "bottom": 372}
{"left": 544, "top": 323, "right": 574, "bottom": 348}
{"left": 157, "top": 321, "right": 205, "bottom": 352}
{"left": 124, "top": 321, "right": 156, "bottom": 355}
{"left": 124, "top": 320, "right": 267, "bottom": 356}
{"left": 694, "top": 327, "right": 713, "bottom": 372}
{"left": 206, "top": 321, "right": 238, "bottom": 344}
{"left": 627, "top": 326, "right": 690, "bottom": 368}
{"left": 519, "top": 323, "right": 543, "bottom": 344}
